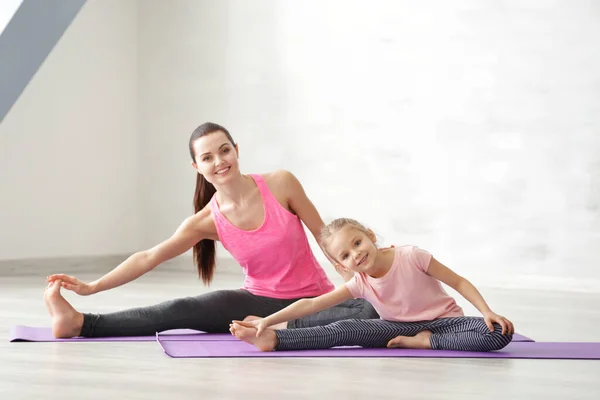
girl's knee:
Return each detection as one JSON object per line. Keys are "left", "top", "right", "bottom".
{"left": 487, "top": 323, "right": 513, "bottom": 350}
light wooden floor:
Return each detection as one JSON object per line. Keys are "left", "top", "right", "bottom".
{"left": 1, "top": 257, "right": 599, "bottom": 400}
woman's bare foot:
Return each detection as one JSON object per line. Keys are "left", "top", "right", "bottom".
{"left": 43, "top": 282, "right": 55, "bottom": 317}
{"left": 386, "top": 330, "right": 433, "bottom": 349}
{"left": 242, "top": 315, "right": 287, "bottom": 330}
{"left": 43, "top": 280, "right": 84, "bottom": 338}
{"left": 232, "top": 322, "right": 278, "bottom": 352}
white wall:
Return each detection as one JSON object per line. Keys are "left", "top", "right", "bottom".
{"left": 137, "top": 0, "right": 600, "bottom": 291}
{"left": 0, "top": 0, "right": 139, "bottom": 259}
{"left": 137, "top": 0, "right": 229, "bottom": 251}
{"left": 2, "top": 0, "right": 597, "bottom": 292}
{"left": 0, "top": 0, "right": 22, "bottom": 36}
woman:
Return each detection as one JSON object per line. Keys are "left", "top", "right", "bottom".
{"left": 44, "top": 122, "right": 378, "bottom": 338}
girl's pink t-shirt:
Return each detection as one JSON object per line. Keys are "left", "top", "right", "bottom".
{"left": 345, "top": 245, "right": 464, "bottom": 321}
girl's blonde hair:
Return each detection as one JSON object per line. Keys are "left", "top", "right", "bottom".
{"left": 319, "top": 218, "right": 373, "bottom": 254}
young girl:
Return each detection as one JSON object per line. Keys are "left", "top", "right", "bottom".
{"left": 231, "top": 218, "right": 515, "bottom": 352}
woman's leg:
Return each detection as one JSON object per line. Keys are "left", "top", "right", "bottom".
{"left": 287, "top": 299, "right": 380, "bottom": 328}
{"left": 44, "top": 281, "right": 296, "bottom": 337}
{"left": 426, "top": 316, "right": 513, "bottom": 352}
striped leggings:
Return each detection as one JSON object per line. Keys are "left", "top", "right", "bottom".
{"left": 274, "top": 316, "right": 513, "bottom": 352}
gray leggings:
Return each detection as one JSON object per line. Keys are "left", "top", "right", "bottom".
{"left": 275, "top": 317, "right": 513, "bottom": 352}
{"left": 80, "top": 289, "right": 379, "bottom": 337}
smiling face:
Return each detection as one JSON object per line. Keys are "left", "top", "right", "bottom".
{"left": 191, "top": 130, "right": 240, "bottom": 185}
{"left": 325, "top": 225, "right": 379, "bottom": 274}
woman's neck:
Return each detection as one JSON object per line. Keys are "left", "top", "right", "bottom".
{"left": 214, "top": 173, "right": 255, "bottom": 207}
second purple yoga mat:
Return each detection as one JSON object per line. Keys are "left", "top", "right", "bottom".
{"left": 157, "top": 339, "right": 600, "bottom": 360}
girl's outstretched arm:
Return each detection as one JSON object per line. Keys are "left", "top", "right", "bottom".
{"left": 234, "top": 285, "right": 354, "bottom": 336}
{"left": 426, "top": 257, "right": 515, "bottom": 335}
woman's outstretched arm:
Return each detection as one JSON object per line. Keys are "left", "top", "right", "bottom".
{"left": 47, "top": 207, "right": 216, "bottom": 295}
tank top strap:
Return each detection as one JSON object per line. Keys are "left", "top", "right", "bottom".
{"left": 208, "top": 192, "right": 223, "bottom": 223}
{"left": 249, "top": 174, "right": 279, "bottom": 209}
{"left": 208, "top": 174, "right": 279, "bottom": 230}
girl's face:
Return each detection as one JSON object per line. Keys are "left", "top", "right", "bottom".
{"left": 191, "top": 131, "right": 239, "bottom": 184}
{"left": 326, "top": 226, "right": 378, "bottom": 274}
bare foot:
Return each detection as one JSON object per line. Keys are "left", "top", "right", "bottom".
{"left": 43, "top": 282, "right": 55, "bottom": 317}
{"left": 43, "top": 280, "right": 84, "bottom": 338}
{"left": 387, "top": 330, "right": 433, "bottom": 349}
{"left": 232, "top": 322, "right": 278, "bottom": 352}
{"left": 243, "top": 315, "right": 287, "bottom": 330}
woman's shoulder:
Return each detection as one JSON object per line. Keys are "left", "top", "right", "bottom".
{"left": 258, "top": 169, "right": 304, "bottom": 196}
{"left": 259, "top": 169, "right": 297, "bottom": 186}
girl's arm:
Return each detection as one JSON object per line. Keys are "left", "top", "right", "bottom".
{"left": 426, "top": 257, "right": 515, "bottom": 335}
{"left": 234, "top": 285, "right": 354, "bottom": 336}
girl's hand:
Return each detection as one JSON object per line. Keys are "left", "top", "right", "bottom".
{"left": 46, "top": 274, "right": 95, "bottom": 296}
{"left": 483, "top": 311, "right": 514, "bottom": 335}
{"left": 231, "top": 318, "right": 269, "bottom": 337}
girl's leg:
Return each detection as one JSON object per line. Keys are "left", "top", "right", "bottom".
{"left": 425, "top": 316, "right": 513, "bottom": 352}
{"left": 236, "top": 317, "right": 512, "bottom": 352}
{"left": 287, "top": 299, "right": 380, "bottom": 328}
{"left": 45, "top": 281, "right": 297, "bottom": 337}
{"left": 274, "top": 318, "right": 423, "bottom": 350}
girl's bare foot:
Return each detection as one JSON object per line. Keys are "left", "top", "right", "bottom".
{"left": 43, "top": 280, "right": 84, "bottom": 338}
{"left": 232, "top": 322, "right": 278, "bottom": 352}
{"left": 386, "top": 330, "right": 432, "bottom": 349}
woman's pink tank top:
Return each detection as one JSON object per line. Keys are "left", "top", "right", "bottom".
{"left": 209, "top": 174, "right": 335, "bottom": 299}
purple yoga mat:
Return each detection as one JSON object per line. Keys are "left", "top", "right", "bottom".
{"left": 9, "top": 325, "right": 534, "bottom": 343}
{"left": 157, "top": 339, "right": 600, "bottom": 360}
{"left": 8, "top": 325, "right": 233, "bottom": 342}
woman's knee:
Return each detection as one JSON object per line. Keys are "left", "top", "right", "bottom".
{"left": 358, "top": 300, "right": 380, "bottom": 319}
{"left": 157, "top": 290, "right": 252, "bottom": 320}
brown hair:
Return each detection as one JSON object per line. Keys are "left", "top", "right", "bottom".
{"left": 319, "top": 218, "right": 372, "bottom": 259}
{"left": 189, "top": 122, "right": 236, "bottom": 284}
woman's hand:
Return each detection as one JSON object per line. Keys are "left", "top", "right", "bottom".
{"left": 46, "top": 274, "right": 96, "bottom": 296}
{"left": 483, "top": 311, "right": 515, "bottom": 335}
